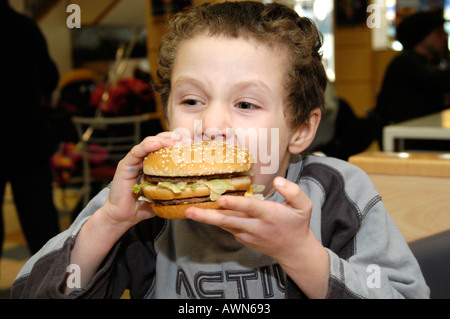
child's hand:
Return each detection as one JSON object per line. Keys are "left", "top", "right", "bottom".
{"left": 101, "top": 132, "right": 183, "bottom": 232}
{"left": 184, "top": 176, "right": 330, "bottom": 298}
{"left": 184, "top": 176, "right": 312, "bottom": 263}
{"left": 65, "top": 132, "right": 190, "bottom": 294}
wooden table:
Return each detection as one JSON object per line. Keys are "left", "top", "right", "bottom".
{"left": 349, "top": 151, "right": 450, "bottom": 242}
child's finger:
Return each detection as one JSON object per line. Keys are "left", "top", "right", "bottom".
{"left": 130, "top": 137, "right": 177, "bottom": 160}
{"left": 115, "top": 137, "right": 179, "bottom": 181}
{"left": 157, "top": 130, "right": 193, "bottom": 145}
{"left": 215, "top": 195, "right": 267, "bottom": 218}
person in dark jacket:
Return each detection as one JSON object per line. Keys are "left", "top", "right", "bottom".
{"left": 372, "top": 11, "right": 450, "bottom": 149}
{"left": 0, "top": 0, "right": 60, "bottom": 256}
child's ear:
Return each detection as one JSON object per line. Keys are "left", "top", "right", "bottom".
{"left": 288, "top": 108, "right": 321, "bottom": 154}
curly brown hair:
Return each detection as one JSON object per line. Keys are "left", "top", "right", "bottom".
{"left": 155, "top": 1, "right": 327, "bottom": 128}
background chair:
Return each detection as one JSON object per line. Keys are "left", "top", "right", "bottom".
{"left": 408, "top": 230, "right": 450, "bottom": 299}
{"left": 71, "top": 113, "right": 161, "bottom": 209}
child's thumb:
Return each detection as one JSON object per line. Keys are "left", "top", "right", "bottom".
{"left": 273, "top": 176, "right": 312, "bottom": 215}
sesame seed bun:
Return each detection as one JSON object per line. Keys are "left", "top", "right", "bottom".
{"left": 151, "top": 201, "right": 222, "bottom": 220}
{"left": 143, "top": 141, "right": 253, "bottom": 177}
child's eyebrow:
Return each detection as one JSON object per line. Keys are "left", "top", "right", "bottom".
{"left": 172, "top": 76, "right": 203, "bottom": 90}
{"left": 233, "top": 80, "right": 272, "bottom": 95}
{"left": 173, "top": 76, "right": 272, "bottom": 94}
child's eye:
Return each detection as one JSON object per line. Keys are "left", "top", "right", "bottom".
{"left": 235, "top": 102, "right": 259, "bottom": 110}
{"left": 182, "top": 99, "right": 202, "bottom": 106}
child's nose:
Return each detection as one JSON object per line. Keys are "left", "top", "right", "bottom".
{"left": 197, "top": 103, "right": 230, "bottom": 142}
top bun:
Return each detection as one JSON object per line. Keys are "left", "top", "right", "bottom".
{"left": 143, "top": 141, "right": 253, "bottom": 177}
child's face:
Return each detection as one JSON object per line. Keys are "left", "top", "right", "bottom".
{"left": 167, "top": 34, "right": 302, "bottom": 193}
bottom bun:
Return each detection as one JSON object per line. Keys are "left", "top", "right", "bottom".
{"left": 151, "top": 201, "right": 221, "bottom": 219}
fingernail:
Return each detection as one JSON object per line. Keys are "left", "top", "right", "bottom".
{"left": 184, "top": 208, "right": 194, "bottom": 218}
{"left": 274, "top": 176, "right": 286, "bottom": 187}
{"left": 217, "top": 197, "right": 227, "bottom": 207}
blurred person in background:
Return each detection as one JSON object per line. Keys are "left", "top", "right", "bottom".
{"left": 0, "top": 0, "right": 60, "bottom": 257}
{"left": 371, "top": 11, "right": 450, "bottom": 149}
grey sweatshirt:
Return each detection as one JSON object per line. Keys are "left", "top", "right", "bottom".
{"left": 11, "top": 155, "right": 430, "bottom": 299}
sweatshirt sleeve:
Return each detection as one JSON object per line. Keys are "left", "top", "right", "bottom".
{"left": 325, "top": 199, "right": 430, "bottom": 299}
{"left": 10, "top": 188, "right": 121, "bottom": 299}
{"left": 298, "top": 156, "right": 430, "bottom": 299}
{"left": 322, "top": 182, "right": 430, "bottom": 299}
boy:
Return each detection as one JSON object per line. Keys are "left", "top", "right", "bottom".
{"left": 11, "top": 1, "right": 428, "bottom": 299}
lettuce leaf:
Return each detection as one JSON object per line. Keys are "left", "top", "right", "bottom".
{"left": 157, "top": 181, "right": 188, "bottom": 193}
{"left": 132, "top": 182, "right": 150, "bottom": 195}
{"left": 203, "top": 179, "right": 234, "bottom": 201}
{"left": 244, "top": 184, "right": 265, "bottom": 200}
{"left": 138, "top": 196, "right": 152, "bottom": 203}
{"left": 152, "top": 179, "right": 234, "bottom": 201}
{"left": 133, "top": 179, "right": 265, "bottom": 202}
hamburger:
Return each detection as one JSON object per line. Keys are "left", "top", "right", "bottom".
{"left": 133, "top": 141, "right": 262, "bottom": 219}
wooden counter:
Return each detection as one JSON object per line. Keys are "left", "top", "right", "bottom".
{"left": 349, "top": 152, "right": 450, "bottom": 242}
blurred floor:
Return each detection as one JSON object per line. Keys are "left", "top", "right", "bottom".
{"left": 0, "top": 183, "right": 77, "bottom": 298}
